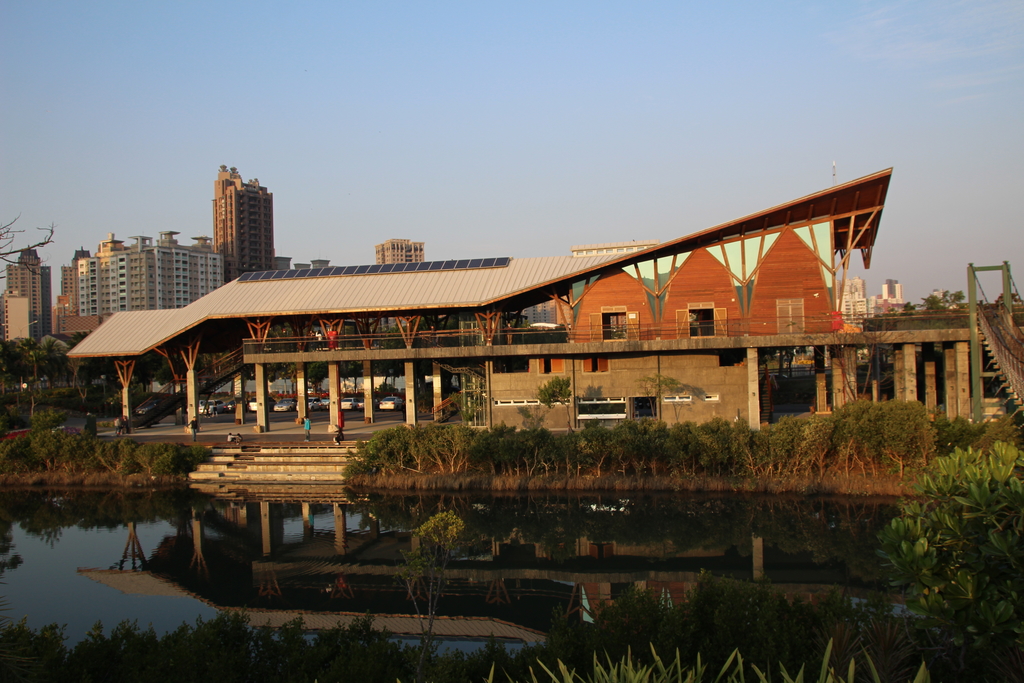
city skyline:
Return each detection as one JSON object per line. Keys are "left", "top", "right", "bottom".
{"left": 3, "top": 2, "right": 1022, "bottom": 303}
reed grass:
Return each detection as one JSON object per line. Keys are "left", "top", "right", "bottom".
{"left": 0, "top": 472, "right": 185, "bottom": 488}
{"left": 344, "top": 472, "right": 913, "bottom": 496}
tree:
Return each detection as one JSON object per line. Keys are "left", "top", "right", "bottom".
{"left": 921, "top": 290, "right": 966, "bottom": 311}
{"left": 0, "top": 216, "right": 54, "bottom": 272}
{"left": 877, "top": 442, "right": 1024, "bottom": 659}
{"left": 538, "top": 376, "right": 573, "bottom": 432}
{"left": 636, "top": 373, "right": 682, "bottom": 419}
{"left": 397, "top": 511, "right": 466, "bottom": 683}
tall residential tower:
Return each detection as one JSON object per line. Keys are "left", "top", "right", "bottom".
{"left": 213, "top": 165, "right": 274, "bottom": 281}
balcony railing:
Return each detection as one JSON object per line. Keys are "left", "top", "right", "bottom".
{"left": 239, "top": 311, "right": 991, "bottom": 356}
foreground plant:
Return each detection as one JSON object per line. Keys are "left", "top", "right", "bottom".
{"left": 478, "top": 642, "right": 930, "bottom": 683}
{"left": 878, "top": 442, "right": 1024, "bottom": 656}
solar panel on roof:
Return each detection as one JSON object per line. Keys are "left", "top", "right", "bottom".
{"left": 240, "top": 255, "right": 512, "bottom": 282}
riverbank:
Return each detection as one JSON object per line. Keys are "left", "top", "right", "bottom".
{"left": 344, "top": 471, "right": 913, "bottom": 495}
{"left": 0, "top": 472, "right": 187, "bottom": 488}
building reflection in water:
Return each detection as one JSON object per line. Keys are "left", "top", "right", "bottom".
{"left": 132, "top": 488, "right": 898, "bottom": 643}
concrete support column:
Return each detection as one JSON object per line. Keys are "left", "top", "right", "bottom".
{"left": 832, "top": 345, "right": 858, "bottom": 410}
{"left": 752, "top": 535, "right": 764, "bottom": 580}
{"left": 901, "top": 343, "right": 918, "bottom": 401}
{"left": 814, "top": 346, "right": 828, "bottom": 413}
{"left": 255, "top": 362, "right": 271, "bottom": 432}
{"left": 404, "top": 361, "right": 418, "bottom": 426}
{"left": 943, "top": 343, "right": 958, "bottom": 418}
{"left": 746, "top": 347, "right": 760, "bottom": 429}
{"left": 333, "top": 503, "right": 347, "bottom": 555}
{"left": 260, "top": 501, "right": 271, "bottom": 557}
{"left": 295, "top": 362, "right": 308, "bottom": 422}
{"left": 432, "top": 362, "right": 443, "bottom": 421}
{"left": 923, "top": 344, "right": 937, "bottom": 411}
{"left": 185, "top": 366, "right": 200, "bottom": 425}
{"left": 328, "top": 361, "right": 341, "bottom": 429}
{"left": 191, "top": 513, "right": 203, "bottom": 557}
{"left": 485, "top": 360, "right": 494, "bottom": 428}
{"left": 367, "top": 513, "right": 380, "bottom": 540}
{"left": 362, "top": 360, "right": 375, "bottom": 424}
{"left": 233, "top": 375, "right": 246, "bottom": 425}
{"left": 956, "top": 341, "right": 971, "bottom": 419}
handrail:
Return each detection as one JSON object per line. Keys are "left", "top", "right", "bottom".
{"left": 979, "top": 304, "right": 1024, "bottom": 407}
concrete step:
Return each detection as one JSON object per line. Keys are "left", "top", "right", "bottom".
{"left": 225, "top": 463, "right": 349, "bottom": 473}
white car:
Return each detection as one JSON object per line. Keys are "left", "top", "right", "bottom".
{"left": 378, "top": 396, "right": 405, "bottom": 410}
{"left": 340, "top": 397, "right": 363, "bottom": 410}
{"left": 308, "top": 398, "right": 327, "bottom": 411}
{"left": 273, "top": 399, "right": 297, "bottom": 412}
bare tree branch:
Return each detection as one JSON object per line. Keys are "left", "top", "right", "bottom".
{"left": 0, "top": 216, "right": 56, "bottom": 274}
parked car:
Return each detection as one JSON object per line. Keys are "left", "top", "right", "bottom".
{"left": 273, "top": 399, "right": 297, "bottom": 412}
{"left": 308, "top": 398, "right": 327, "bottom": 411}
{"left": 247, "top": 399, "right": 259, "bottom": 412}
{"left": 222, "top": 400, "right": 236, "bottom": 413}
{"left": 199, "top": 400, "right": 225, "bottom": 416}
{"left": 340, "top": 397, "right": 362, "bottom": 410}
{"left": 378, "top": 396, "right": 405, "bottom": 410}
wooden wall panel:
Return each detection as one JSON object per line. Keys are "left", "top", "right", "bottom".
{"left": 573, "top": 270, "right": 652, "bottom": 340}
{"left": 665, "top": 249, "right": 741, "bottom": 335}
{"left": 749, "top": 228, "right": 833, "bottom": 334}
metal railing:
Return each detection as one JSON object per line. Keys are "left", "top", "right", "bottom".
{"left": 239, "top": 311, "right": 989, "bottom": 356}
{"left": 979, "top": 304, "right": 1024, "bottom": 407}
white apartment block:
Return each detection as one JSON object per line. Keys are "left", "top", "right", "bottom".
{"left": 840, "top": 276, "right": 868, "bottom": 319}
{"left": 78, "top": 232, "right": 223, "bottom": 316}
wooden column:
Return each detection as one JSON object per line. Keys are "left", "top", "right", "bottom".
{"left": 404, "top": 361, "right": 418, "bottom": 426}
{"left": 746, "top": 347, "right": 760, "bottom": 429}
{"left": 254, "top": 362, "right": 271, "bottom": 432}
{"left": 814, "top": 346, "right": 828, "bottom": 413}
{"left": 296, "top": 362, "right": 308, "bottom": 422}
{"left": 233, "top": 375, "right": 246, "bottom": 425}
{"left": 114, "top": 359, "right": 135, "bottom": 432}
{"left": 752, "top": 536, "right": 764, "bottom": 580}
{"left": 432, "top": 362, "right": 443, "bottom": 421}
{"left": 362, "top": 360, "right": 375, "bottom": 424}
{"left": 923, "top": 344, "right": 937, "bottom": 411}
{"left": 333, "top": 504, "right": 347, "bottom": 555}
{"left": 179, "top": 336, "right": 203, "bottom": 424}
{"left": 485, "top": 359, "right": 494, "bottom": 428}
{"left": 261, "top": 501, "right": 272, "bottom": 557}
{"left": 328, "top": 361, "right": 341, "bottom": 430}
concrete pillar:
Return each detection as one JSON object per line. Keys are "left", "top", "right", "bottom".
{"left": 752, "top": 535, "right": 764, "bottom": 580}
{"left": 814, "top": 346, "right": 828, "bottom": 413}
{"left": 333, "top": 503, "right": 347, "bottom": 555}
{"left": 485, "top": 359, "right": 494, "bottom": 428}
{"left": 367, "top": 513, "right": 380, "bottom": 540}
{"left": 893, "top": 344, "right": 904, "bottom": 401}
{"left": 255, "top": 362, "right": 271, "bottom": 432}
{"left": 192, "top": 514, "right": 204, "bottom": 558}
{"left": 296, "top": 362, "right": 308, "bottom": 422}
{"left": 185, "top": 366, "right": 200, "bottom": 424}
{"left": 923, "top": 344, "right": 937, "bottom": 411}
{"left": 233, "top": 375, "right": 246, "bottom": 425}
{"left": 432, "top": 362, "right": 443, "bottom": 421}
{"left": 832, "top": 345, "right": 857, "bottom": 409}
{"left": 362, "top": 360, "right": 375, "bottom": 424}
{"left": 328, "top": 361, "right": 341, "bottom": 429}
{"left": 902, "top": 343, "right": 918, "bottom": 402}
{"left": 261, "top": 501, "right": 271, "bottom": 557}
{"left": 943, "top": 344, "right": 957, "bottom": 418}
{"left": 404, "top": 361, "right": 418, "bottom": 426}
{"left": 956, "top": 341, "right": 971, "bottom": 419}
{"left": 746, "top": 347, "right": 760, "bottom": 429}
{"left": 301, "top": 502, "right": 312, "bottom": 539}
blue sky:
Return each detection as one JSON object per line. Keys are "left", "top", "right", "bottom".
{"left": 2, "top": 1, "right": 1022, "bottom": 302}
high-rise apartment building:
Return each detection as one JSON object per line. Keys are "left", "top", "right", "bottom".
{"left": 213, "top": 165, "right": 274, "bottom": 281}
{"left": 54, "top": 248, "right": 91, "bottom": 333}
{"left": 840, "top": 276, "right": 868, "bottom": 320}
{"left": 869, "top": 278, "right": 907, "bottom": 315}
{"left": 4, "top": 249, "right": 52, "bottom": 340}
{"left": 77, "top": 232, "right": 222, "bottom": 317}
{"left": 375, "top": 239, "right": 424, "bottom": 264}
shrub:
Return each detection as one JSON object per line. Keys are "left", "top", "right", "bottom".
{"left": 29, "top": 409, "right": 67, "bottom": 433}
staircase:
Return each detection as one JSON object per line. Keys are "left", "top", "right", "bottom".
{"left": 431, "top": 392, "right": 461, "bottom": 423}
{"left": 978, "top": 304, "right": 1024, "bottom": 416}
{"left": 132, "top": 349, "right": 247, "bottom": 429}
{"left": 189, "top": 443, "right": 357, "bottom": 483}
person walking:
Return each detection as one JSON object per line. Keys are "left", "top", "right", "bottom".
{"left": 188, "top": 417, "right": 199, "bottom": 442}
{"left": 113, "top": 415, "right": 123, "bottom": 437}
{"left": 303, "top": 416, "right": 311, "bottom": 442}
